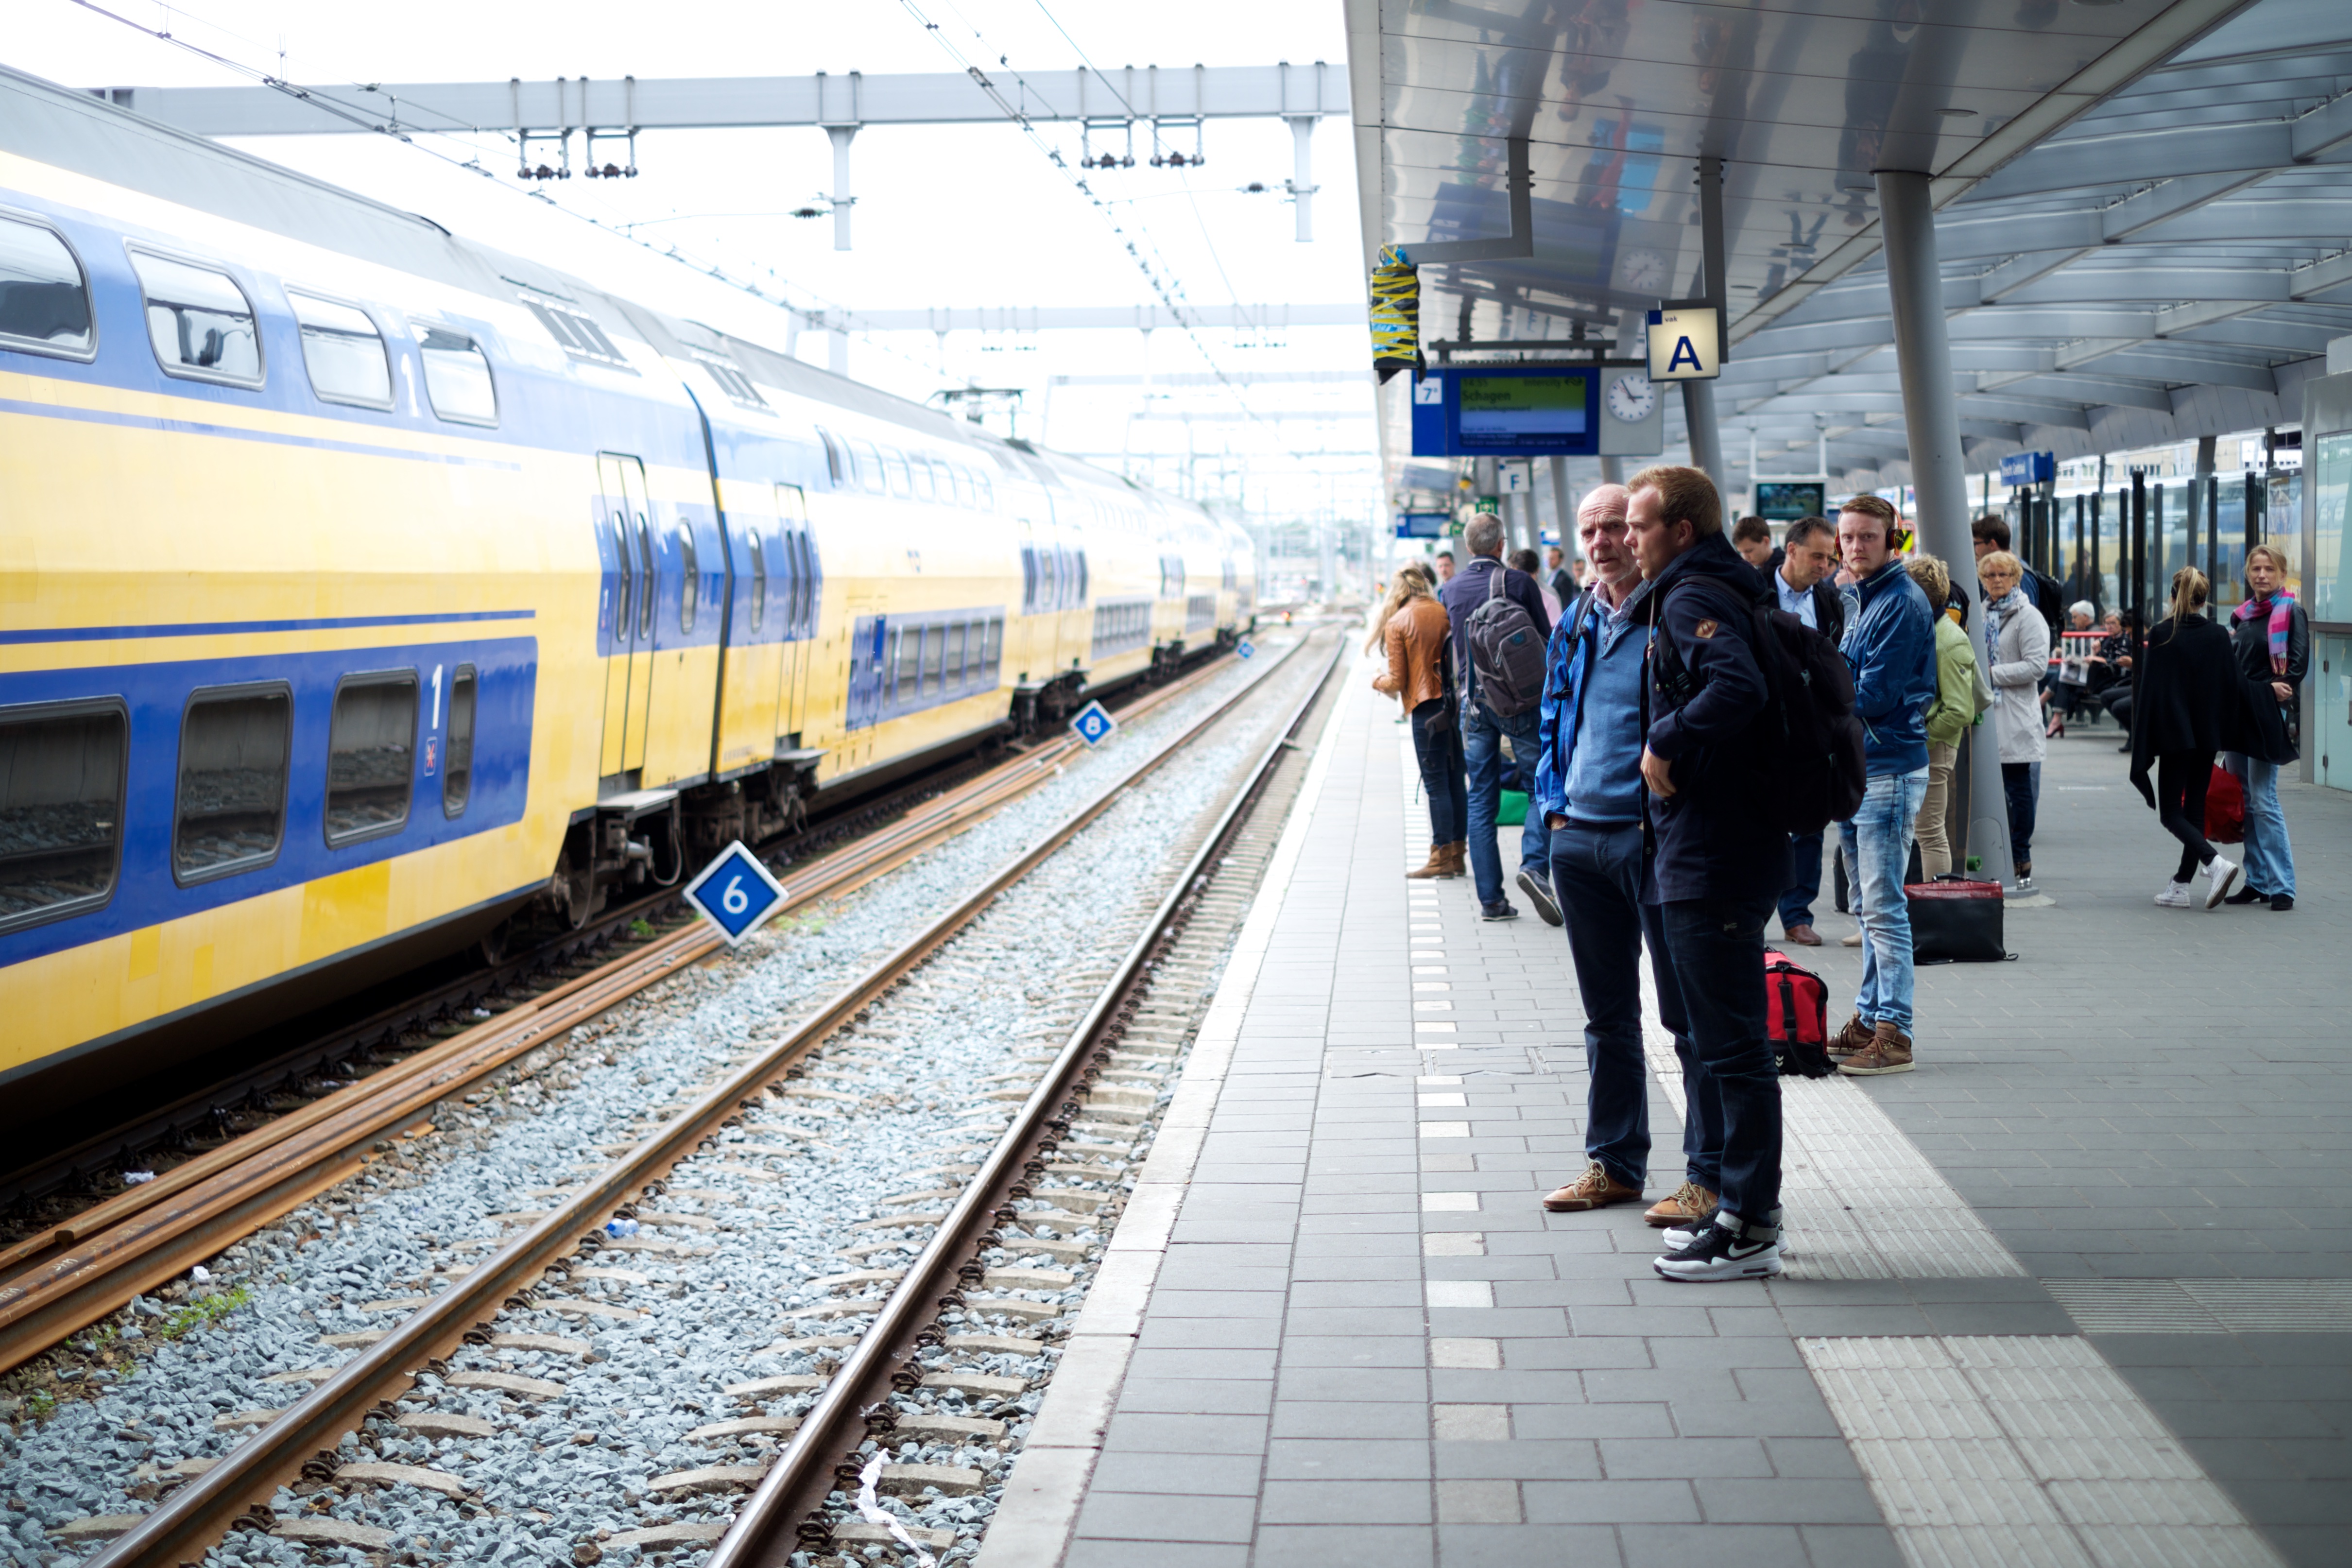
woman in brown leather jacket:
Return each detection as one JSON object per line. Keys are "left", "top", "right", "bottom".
{"left": 1373, "top": 567, "right": 1465, "bottom": 877}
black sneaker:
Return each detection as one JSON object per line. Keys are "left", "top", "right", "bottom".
{"left": 1654, "top": 1215, "right": 1783, "bottom": 1282}
{"left": 2271, "top": 893, "right": 2295, "bottom": 912}
{"left": 1663, "top": 1204, "right": 1782, "bottom": 1251}
{"left": 2223, "top": 885, "right": 2269, "bottom": 905}
{"left": 1479, "top": 900, "right": 1518, "bottom": 922}
{"left": 1516, "top": 871, "right": 1562, "bottom": 927}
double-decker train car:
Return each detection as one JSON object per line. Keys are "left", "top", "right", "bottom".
{"left": 0, "top": 66, "right": 1254, "bottom": 1136}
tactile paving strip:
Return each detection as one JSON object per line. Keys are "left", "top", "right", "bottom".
{"left": 1800, "top": 1335, "right": 2286, "bottom": 1568}
{"left": 2046, "top": 1277, "right": 2352, "bottom": 1334}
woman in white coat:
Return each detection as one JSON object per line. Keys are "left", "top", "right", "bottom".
{"left": 1978, "top": 551, "right": 2051, "bottom": 893}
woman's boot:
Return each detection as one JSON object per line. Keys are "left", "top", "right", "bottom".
{"left": 1406, "top": 844, "right": 1450, "bottom": 879}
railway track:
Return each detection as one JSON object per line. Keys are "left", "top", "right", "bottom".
{"left": 0, "top": 638, "right": 1298, "bottom": 1384}
{"left": 0, "top": 644, "right": 1253, "bottom": 1237}
{"left": 15, "top": 627, "right": 1339, "bottom": 1567}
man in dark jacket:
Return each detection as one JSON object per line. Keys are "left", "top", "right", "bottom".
{"left": 1625, "top": 464, "right": 1786, "bottom": 1282}
{"left": 1769, "top": 515, "right": 1844, "bottom": 947}
{"left": 1831, "top": 496, "right": 1938, "bottom": 1077}
{"left": 1439, "top": 513, "right": 1554, "bottom": 921}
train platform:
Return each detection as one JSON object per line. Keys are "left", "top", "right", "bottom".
{"left": 980, "top": 670, "right": 2352, "bottom": 1568}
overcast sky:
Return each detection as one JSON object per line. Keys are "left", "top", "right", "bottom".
{"left": 13, "top": 0, "right": 1378, "bottom": 529}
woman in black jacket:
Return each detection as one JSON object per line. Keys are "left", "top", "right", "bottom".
{"left": 2221, "top": 544, "right": 2308, "bottom": 911}
{"left": 2129, "top": 569, "right": 2243, "bottom": 910}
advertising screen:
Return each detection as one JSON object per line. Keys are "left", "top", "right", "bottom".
{"left": 1754, "top": 482, "right": 1827, "bottom": 522}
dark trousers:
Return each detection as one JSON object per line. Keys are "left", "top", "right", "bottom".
{"left": 2001, "top": 762, "right": 2040, "bottom": 873}
{"left": 1549, "top": 822, "right": 1715, "bottom": 1191}
{"left": 1463, "top": 701, "right": 1550, "bottom": 906}
{"left": 2157, "top": 749, "right": 2217, "bottom": 881}
{"left": 1409, "top": 699, "right": 1468, "bottom": 845}
{"left": 1779, "top": 830, "right": 1823, "bottom": 932}
{"left": 1656, "top": 895, "right": 1783, "bottom": 1225}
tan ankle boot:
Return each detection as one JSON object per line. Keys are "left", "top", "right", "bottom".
{"left": 1436, "top": 842, "right": 1466, "bottom": 878}
{"left": 1406, "top": 844, "right": 1449, "bottom": 879}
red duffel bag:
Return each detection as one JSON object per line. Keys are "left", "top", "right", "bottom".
{"left": 2205, "top": 764, "right": 2245, "bottom": 844}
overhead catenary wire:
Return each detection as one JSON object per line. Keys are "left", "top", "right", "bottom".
{"left": 60, "top": 0, "right": 961, "bottom": 385}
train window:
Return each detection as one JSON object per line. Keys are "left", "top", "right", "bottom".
{"left": 882, "top": 448, "right": 911, "bottom": 498}
{"left": 287, "top": 292, "right": 391, "bottom": 409}
{"left": 418, "top": 326, "right": 497, "bottom": 425}
{"left": 1018, "top": 547, "right": 1037, "bottom": 613}
{"left": 982, "top": 618, "right": 1002, "bottom": 678}
{"left": 325, "top": 672, "right": 417, "bottom": 845}
{"left": 130, "top": 250, "right": 260, "bottom": 386}
{"left": 893, "top": 626, "right": 921, "bottom": 704}
{"left": 976, "top": 472, "right": 995, "bottom": 512}
{"left": 610, "top": 515, "right": 634, "bottom": 645}
{"left": 0, "top": 214, "right": 94, "bottom": 360}
{"left": 443, "top": 665, "right": 477, "bottom": 818}
{"left": 676, "top": 524, "right": 698, "bottom": 635}
{"left": 522, "top": 295, "right": 627, "bottom": 367}
{"left": 921, "top": 626, "right": 944, "bottom": 695}
{"left": 851, "top": 438, "right": 883, "bottom": 493}
{"left": 695, "top": 352, "right": 767, "bottom": 409}
{"left": 173, "top": 684, "right": 290, "bottom": 884}
{"left": 816, "top": 428, "right": 845, "bottom": 485}
{"left": 0, "top": 699, "right": 125, "bottom": 934}
{"left": 944, "top": 465, "right": 967, "bottom": 509}
{"left": 1077, "top": 550, "right": 1091, "bottom": 603}
{"left": 908, "top": 455, "right": 936, "bottom": 504}
{"left": 941, "top": 623, "right": 965, "bottom": 691}
{"left": 795, "top": 532, "right": 818, "bottom": 637}
{"left": 635, "top": 520, "right": 655, "bottom": 638}
{"left": 750, "top": 530, "right": 768, "bottom": 634}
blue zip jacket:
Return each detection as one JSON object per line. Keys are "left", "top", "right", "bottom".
{"left": 1532, "top": 586, "right": 1646, "bottom": 825}
{"left": 1840, "top": 558, "right": 1938, "bottom": 776}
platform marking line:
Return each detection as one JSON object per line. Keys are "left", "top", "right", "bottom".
{"left": 1800, "top": 1335, "right": 2285, "bottom": 1568}
{"left": 2045, "top": 1277, "right": 2352, "bottom": 1335}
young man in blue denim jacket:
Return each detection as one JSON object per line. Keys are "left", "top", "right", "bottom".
{"left": 1830, "top": 496, "right": 1939, "bottom": 1076}
{"left": 1529, "top": 484, "right": 1717, "bottom": 1233}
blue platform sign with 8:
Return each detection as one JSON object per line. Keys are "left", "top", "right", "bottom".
{"left": 1070, "top": 700, "right": 1118, "bottom": 747}
{"left": 682, "top": 841, "right": 790, "bottom": 945}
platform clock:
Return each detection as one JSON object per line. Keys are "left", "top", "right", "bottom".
{"left": 1606, "top": 371, "right": 1657, "bottom": 423}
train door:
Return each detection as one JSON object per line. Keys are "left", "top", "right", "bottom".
{"left": 597, "top": 453, "right": 657, "bottom": 781}
{"left": 844, "top": 604, "right": 886, "bottom": 738}
{"left": 775, "top": 483, "right": 813, "bottom": 741}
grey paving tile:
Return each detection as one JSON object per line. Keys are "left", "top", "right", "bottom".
{"left": 1126, "top": 1347, "right": 1281, "bottom": 1382}
{"left": 1075, "top": 1490, "right": 1258, "bottom": 1543}
{"left": 1264, "top": 1438, "right": 1432, "bottom": 1481}
{"left": 1617, "top": 1523, "right": 1810, "bottom": 1568}
{"left": 1431, "top": 1523, "right": 1625, "bottom": 1566}
{"left": 1257, "top": 1479, "right": 1433, "bottom": 1525}
{"left": 1268, "top": 1399, "right": 1432, "bottom": 1440}
{"left": 1115, "top": 1377, "right": 1276, "bottom": 1417}
{"left": 1087, "top": 1451, "right": 1267, "bottom": 1496}
{"left": 1065, "top": 1541, "right": 1249, "bottom": 1568}
{"left": 1522, "top": 1478, "right": 1700, "bottom": 1524}
{"left": 1794, "top": 1525, "right": 1907, "bottom": 1568}
{"left": 1432, "top": 1438, "right": 1604, "bottom": 1480}
{"left": 1691, "top": 1477, "right": 1886, "bottom": 1525}
{"left": 1246, "top": 1524, "right": 1434, "bottom": 1568}
{"left": 1599, "top": 1437, "right": 1775, "bottom": 1479}
{"left": 1100, "top": 1413, "right": 1270, "bottom": 1454}
{"left": 1274, "top": 1366, "right": 1430, "bottom": 1402}
{"left": 1276, "top": 1335, "right": 1429, "bottom": 1368}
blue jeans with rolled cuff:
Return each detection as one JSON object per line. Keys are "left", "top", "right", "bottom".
{"left": 1837, "top": 767, "right": 1931, "bottom": 1035}
{"left": 1463, "top": 700, "right": 1550, "bottom": 906}
{"left": 1409, "top": 699, "right": 1468, "bottom": 846}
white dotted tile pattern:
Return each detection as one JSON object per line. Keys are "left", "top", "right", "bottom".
{"left": 1801, "top": 1336, "right": 2285, "bottom": 1568}
{"left": 2046, "top": 1277, "right": 2352, "bottom": 1334}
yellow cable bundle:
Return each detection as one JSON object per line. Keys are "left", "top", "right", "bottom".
{"left": 1369, "top": 244, "right": 1422, "bottom": 384}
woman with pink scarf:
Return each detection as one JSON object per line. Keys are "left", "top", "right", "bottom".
{"left": 2222, "top": 545, "right": 2309, "bottom": 911}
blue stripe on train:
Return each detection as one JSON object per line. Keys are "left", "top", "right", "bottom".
{"left": 0, "top": 636, "right": 537, "bottom": 966}
{"left": 0, "top": 610, "right": 535, "bottom": 646}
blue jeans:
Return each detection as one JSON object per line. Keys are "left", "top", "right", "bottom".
{"left": 1409, "top": 699, "right": 1468, "bottom": 845}
{"left": 2002, "top": 761, "right": 2041, "bottom": 873}
{"left": 1549, "top": 822, "right": 1716, "bottom": 1191}
{"left": 1463, "top": 701, "right": 1550, "bottom": 906}
{"left": 1838, "top": 768, "right": 1931, "bottom": 1034}
{"left": 2227, "top": 753, "right": 2294, "bottom": 896}
{"left": 1779, "top": 830, "right": 1823, "bottom": 933}
{"left": 1656, "top": 894, "right": 1782, "bottom": 1224}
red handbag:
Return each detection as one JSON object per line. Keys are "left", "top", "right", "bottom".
{"left": 2205, "top": 764, "right": 2245, "bottom": 844}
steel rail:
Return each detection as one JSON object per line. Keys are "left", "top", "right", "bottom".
{"left": 81, "top": 629, "right": 1331, "bottom": 1568}
{"left": 0, "top": 641, "right": 1289, "bottom": 1374}
{"left": 708, "top": 631, "right": 1347, "bottom": 1568}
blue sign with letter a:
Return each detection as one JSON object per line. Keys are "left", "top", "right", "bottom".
{"left": 682, "top": 840, "right": 790, "bottom": 945}
{"left": 1070, "top": 700, "right": 1118, "bottom": 747}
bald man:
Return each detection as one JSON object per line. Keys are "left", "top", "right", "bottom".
{"left": 1530, "top": 485, "right": 1719, "bottom": 1231}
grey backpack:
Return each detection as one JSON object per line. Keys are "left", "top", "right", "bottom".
{"left": 1461, "top": 567, "right": 1547, "bottom": 718}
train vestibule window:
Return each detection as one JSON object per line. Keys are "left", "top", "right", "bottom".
{"left": 131, "top": 250, "right": 260, "bottom": 385}
{"left": 417, "top": 325, "right": 497, "bottom": 425}
{"left": 750, "top": 529, "right": 769, "bottom": 634}
{"left": 443, "top": 665, "right": 477, "bottom": 818}
{"left": 325, "top": 672, "right": 418, "bottom": 844}
{"left": 0, "top": 215, "right": 94, "bottom": 359}
{"left": 173, "top": 684, "right": 291, "bottom": 883}
{"left": 0, "top": 700, "right": 125, "bottom": 933}
{"left": 288, "top": 292, "right": 391, "bottom": 408}
{"left": 921, "top": 627, "right": 944, "bottom": 695}
{"left": 942, "top": 622, "right": 965, "bottom": 690}
{"left": 677, "top": 524, "right": 699, "bottom": 635}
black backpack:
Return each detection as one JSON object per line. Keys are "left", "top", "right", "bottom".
{"left": 1653, "top": 583, "right": 1866, "bottom": 836}
{"left": 1460, "top": 567, "right": 1547, "bottom": 718}
{"left": 2027, "top": 566, "right": 2065, "bottom": 629}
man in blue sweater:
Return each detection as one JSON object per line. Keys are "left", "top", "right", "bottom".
{"left": 1530, "top": 484, "right": 1713, "bottom": 1230}
{"left": 1627, "top": 465, "right": 1787, "bottom": 1282}
{"left": 1830, "top": 495, "right": 1939, "bottom": 1076}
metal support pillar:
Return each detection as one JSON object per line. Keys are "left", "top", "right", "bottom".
{"left": 1285, "top": 115, "right": 1317, "bottom": 242}
{"left": 1876, "top": 167, "right": 2012, "bottom": 890}
{"left": 824, "top": 123, "right": 858, "bottom": 251}
{"left": 1682, "top": 155, "right": 1728, "bottom": 489}
{"left": 1549, "top": 456, "right": 1575, "bottom": 554}
{"left": 1598, "top": 456, "right": 1624, "bottom": 486}
{"left": 2196, "top": 433, "right": 2217, "bottom": 591}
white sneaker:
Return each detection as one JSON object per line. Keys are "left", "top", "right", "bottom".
{"left": 2202, "top": 856, "right": 2240, "bottom": 909}
{"left": 2155, "top": 881, "right": 2192, "bottom": 908}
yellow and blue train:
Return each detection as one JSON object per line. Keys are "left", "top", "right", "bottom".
{"left": 0, "top": 66, "right": 1255, "bottom": 1134}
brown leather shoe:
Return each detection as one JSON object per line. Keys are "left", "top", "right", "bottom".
{"left": 1405, "top": 844, "right": 1449, "bottom": 879}
{"left": 1542, "top": 1160, "right": 1642, "bottom": 1211}
{"left": 1784, "top": 924, "right": 1822, "bottom": 947}
{"left": 1828, "top": 1012, "right": 1874, "bottom": 1062}
{"left": 1643, "top": 1179, "right": 1717, "bottom": 1229}
{"left": 1838, "top": 1021, "right": 1915, "bottom": 1076}
{"left": 1435, "top": 842, "right": 1466, "bottom": 878}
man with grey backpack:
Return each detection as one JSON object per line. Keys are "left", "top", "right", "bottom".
{"left": 1439, "top": 512, "right": 1555, "bottom": 921}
